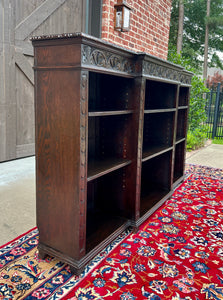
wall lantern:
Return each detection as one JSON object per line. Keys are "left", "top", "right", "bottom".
{"left": 114, "top": 1, "right": 131, "bottom": 32}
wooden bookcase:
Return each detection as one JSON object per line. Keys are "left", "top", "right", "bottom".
{"left": 32, "top": 33, "right": 192, "bottom": 274}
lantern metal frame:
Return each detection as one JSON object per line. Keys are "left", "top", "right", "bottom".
{"left": 114, "top": 1, "right": 131, "bottom": 32}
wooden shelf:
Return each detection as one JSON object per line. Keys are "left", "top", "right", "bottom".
{"left": 175, "top": 138, "right": 185, "bottom": 144}
{"left": 144, "top": 108, "right": 176, "bottom": 114}
{"left": 88, "top": 110, "right": 133, "bottom": 117}
{"left": 178, "top": 106, "right": 188, "bottom": 110}
{"left": 87, "top": 158, "right": 131, "bottom": 181}
{"left": 142, "top": 146, "right": 173, "bottom": 162}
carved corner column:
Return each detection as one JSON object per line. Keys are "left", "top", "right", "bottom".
{"left": 79, "top": 71, "right": 89, "bottom": 258}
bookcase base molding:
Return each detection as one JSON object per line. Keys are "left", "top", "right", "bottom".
{"left": 38, "top": 220, "right": 130, "bottom": 275}
{"left": 32, "top": 33, "right": 192, "bottom": 275}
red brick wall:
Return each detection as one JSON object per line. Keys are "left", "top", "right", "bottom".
{"left": 101, "top": 0, "right": 172, "bottom": 60}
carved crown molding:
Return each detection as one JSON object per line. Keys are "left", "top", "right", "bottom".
{"left": 32, "top": 34, "right": 192, "bottom": 84}
{"left": 180, "top": 73, "right": 192, "bottom": 85}
{"left": 82, "top": 45, "right": 135, "bottom": 74}
{"left": 142, "top": 61, "right": 180, "bottom": 82}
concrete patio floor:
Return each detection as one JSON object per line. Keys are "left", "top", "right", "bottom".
{"left": 186, "top": 142, "right": 223, "bottom": 169}
{"left": 0, "top": 156, "right": 36, "bottom": 246}
{"left": 0, "top": 143, "right": 223, "bottom": 246}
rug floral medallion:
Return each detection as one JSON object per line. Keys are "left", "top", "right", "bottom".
{"left": 0, "top": 165, "right": 223, "bottom": 300}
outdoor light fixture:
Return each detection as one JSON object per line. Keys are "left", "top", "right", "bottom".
{"left": 114, "top": 1, "right": 131, "bottom": 32}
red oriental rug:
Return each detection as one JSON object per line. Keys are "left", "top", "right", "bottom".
{"left": 0, "top": 164, "right": 223, "bottom": 300}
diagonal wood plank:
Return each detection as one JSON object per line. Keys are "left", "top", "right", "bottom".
{"left": 16, "top": 41, "right": 34, "bottom": 56}
{"left": 15, "top": 51, "right": 34, "bottom": 85}
{"left": 15, "top": 0, "right": 67, "bottom": 41}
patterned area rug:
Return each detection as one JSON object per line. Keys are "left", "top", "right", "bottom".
{"left": 0, "top": 164, "right": 223, "bottom": 300}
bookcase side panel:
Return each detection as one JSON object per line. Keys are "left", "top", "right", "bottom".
{"left": 34, "top": 41, "right": 81, "bottom": 67}
{"left": 35, "top": 69, "right": 85, "bottom": 260}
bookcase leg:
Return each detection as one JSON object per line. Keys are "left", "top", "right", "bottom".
{"left": 129, "top": 225, "right": 139, "bottom": 234}
{"left": 69, "top": 265, "right": 83, "bottom": 276}
{"left": 37, "top": 248, "right": 48, "bottom": 260}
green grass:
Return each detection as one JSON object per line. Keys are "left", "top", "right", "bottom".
{"left": 186, "top": 128, "right": 207, "bottom": 151}
{"left": 212, "top": 138, "right": 223, "bottom": 145}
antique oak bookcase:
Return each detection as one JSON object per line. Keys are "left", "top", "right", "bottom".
{"left": 32, "top": 33, "right": 192, "bottom": 274}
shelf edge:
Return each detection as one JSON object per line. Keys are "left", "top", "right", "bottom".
{"left": 87, "top": 160, "right": 132, "bottom": 182}
{"left": 142, "top": 146, "right": 173, "bottom": 162}
{"left": 88, "top": 110, "right": 133, "bottom": 117}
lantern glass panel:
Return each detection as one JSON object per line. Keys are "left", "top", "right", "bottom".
{"left": 123, "top": 6, "right": 130, "bottom": 30}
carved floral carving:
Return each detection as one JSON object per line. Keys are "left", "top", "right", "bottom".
{"left": 143, "top": 61, "right": 180, "bottom": 82}
{"left": 79, "top": 71, "right": 88, "bottom": 255}
{"left": 180, "top": 74, "right": 191, "bottom": 85}
{"left": 108, "top": 55, "right": 121, "bottom": 70}
{"left": 90, "top": 50, "right": 107, "bottom": 67}
{"left": 81, "top": 45, "right": 192, "bottom": 84}
{"left": 82, "top": 45, "right": 135, "bottom": 74}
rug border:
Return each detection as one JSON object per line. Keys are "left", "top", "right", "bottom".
{"left": 186, "top": 163, "right": 223, "bottom": 172}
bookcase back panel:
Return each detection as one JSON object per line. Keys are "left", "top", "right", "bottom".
{"left": 89, "top": 72, "right": 134, "bottom": 112}
{"left": 145, "top": 80, "right": 177, "bottom": 110}
{"left": 88, "top": 115, "right": 132, "bottom": 161}
{"left": 174, "top": 141, "right": 186, "bottom": 182}
{"left": 176, "top": 109, "right": 188, "bottom": 140}
{"left": 143, "top": 112, "right": 175, "bottom": 151}
{"left": 86, "top": 168, "right": 128, "bottom": 252}
{"left": 140, "top": 151, "right": 172, "bottom": 216}
{"left": 179, "top": 87, "right": 189, "bottom": 106}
